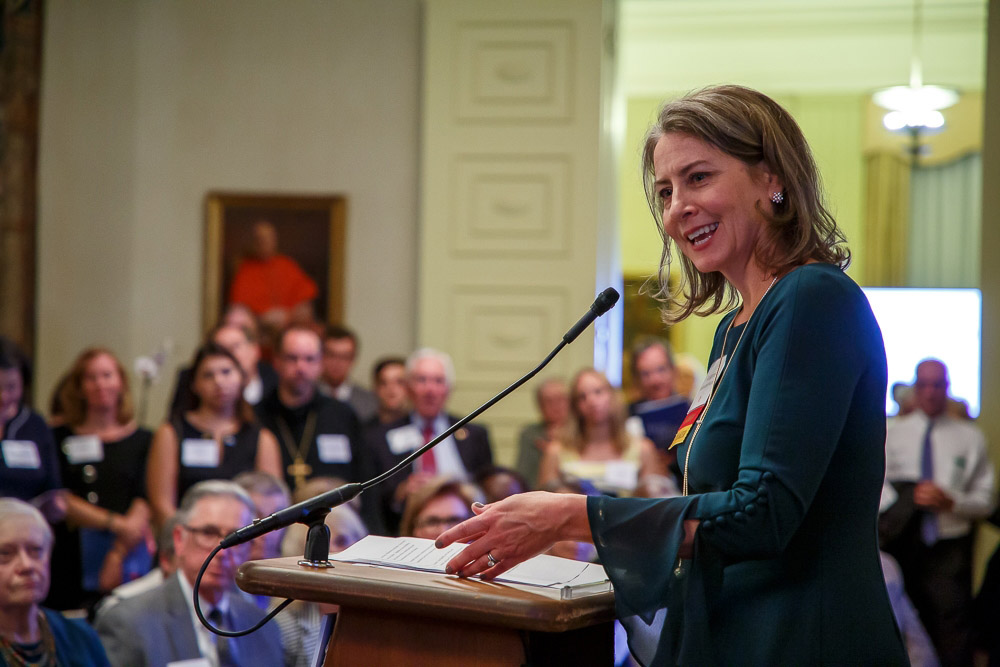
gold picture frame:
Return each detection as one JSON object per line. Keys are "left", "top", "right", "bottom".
{"left": 203, "top": 192, "right": 346, "bottom": 332}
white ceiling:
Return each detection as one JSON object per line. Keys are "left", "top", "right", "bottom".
{"left": 618, "top": 0, "right": 988, "bottom": 97}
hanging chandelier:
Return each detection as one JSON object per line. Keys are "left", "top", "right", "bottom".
{"left": 872, "top": 0, "right": 959, "bottom": 133}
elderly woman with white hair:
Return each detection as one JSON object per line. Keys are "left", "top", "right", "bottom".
{"left": 0, "top": 498, "right": 109, "bottom": 666}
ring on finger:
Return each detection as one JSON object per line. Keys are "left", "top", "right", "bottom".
{"left": 486, "top": 551, "right": 498, "bottom": 568}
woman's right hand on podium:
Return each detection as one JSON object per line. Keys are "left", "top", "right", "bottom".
{"left": 435, "top": 491, "right": 592, "bottom": 580}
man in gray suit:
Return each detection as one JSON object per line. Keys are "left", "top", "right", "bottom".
{"left": 95, "top": 480, "right": 284, "bottom": 667}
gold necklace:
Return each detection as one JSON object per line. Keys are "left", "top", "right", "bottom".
{"left": 681, "top": 275, "right": 778, "bottom": 497}
{"left": 0, "top": 611, "right": 57, "bottom": 667}
{"left": 276, "top": 410, "right": 317, "bottom": 490}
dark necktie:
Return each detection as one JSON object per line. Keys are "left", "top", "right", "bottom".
{"left": 208, "top": 607, "right": 240, "bottom": 667}
{"left": 419, "top": 421, "right": 437, "bottom": 474}
{"left": 920, "top": 419, "right": 938, "bottom": 545}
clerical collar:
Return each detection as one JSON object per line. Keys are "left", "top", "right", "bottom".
{"left": 278, "top": 391, "right": 320, "bottom": 420}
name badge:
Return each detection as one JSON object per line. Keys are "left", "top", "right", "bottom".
{"left": 624, "top": 415, "right": 646, "bottom": 439}
{"left": 63, "top": 434, "right": 104, "bottom": 464}
{"left": 1, "top": 440, "right": 40, "bottom": 469}
{"left": 670, "top": 355, "right": 725, "bottom": 449}
{"left": 181, "top": 438, "right": 219, "bottom": 468}
{"left": 167, "top": 660, "right": 211, "bottom": 667}
{"left": 604, "top": 460, "right": 639, "bottom": 491}
{"left": 386, "top": 425, "right": 422, "bottom": 455}
{"left": 317, "top": 434, "right": 352, "bottom": 464}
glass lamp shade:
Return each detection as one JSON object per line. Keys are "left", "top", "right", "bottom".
{"left": 874, "top": 84, "right": 958, "bottom": 131}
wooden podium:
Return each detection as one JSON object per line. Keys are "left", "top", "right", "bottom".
{"left": 238, "top": 556, "right": 616, "bottom": 666}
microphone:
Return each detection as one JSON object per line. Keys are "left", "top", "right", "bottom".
{"left": 563, "top": 287, "right": 620, "bottom": 343}
{"left": 218, "top": 286, "right": 621, "bottom": 549}
{"left": 197, "top": 286, "right": 622, "bottom": 639}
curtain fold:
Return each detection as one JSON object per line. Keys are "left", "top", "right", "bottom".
{"left": 863, "top": 152, "right": 911, "bottom": 286}
{"left": 907, "top": 153, "right": 982, "bottom": 288}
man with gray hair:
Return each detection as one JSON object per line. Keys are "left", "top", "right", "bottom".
{"left": 95, "top": 480, "right": 283, "bottom": 666}
{"left": 366, "top": 348, "right": 493, "bottom": 533}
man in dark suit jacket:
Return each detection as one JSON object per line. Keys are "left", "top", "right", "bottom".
{"left": 367, "top": 348, "right": 492, "bottom": 534}
{"left": 95, "top": 480, "right": 284, "bottom": 667}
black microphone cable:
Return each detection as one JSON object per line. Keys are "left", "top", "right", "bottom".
{"left": 193, "top": 287, "right": 620, "bottom": 637}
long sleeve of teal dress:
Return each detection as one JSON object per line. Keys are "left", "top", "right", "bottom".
{"left": 589, "top": 264, "right": 908, "bottom": 666}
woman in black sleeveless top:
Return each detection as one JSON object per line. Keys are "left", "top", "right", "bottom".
{"left": 146, "top": 342, "right": 281, "bottom": 528}
{"left": 52, "top": 347, "right": 154, "bottom": 609}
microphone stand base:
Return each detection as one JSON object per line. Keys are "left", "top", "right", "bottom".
{"left": 297, "top": 558, "right": 334, "bottom": 569}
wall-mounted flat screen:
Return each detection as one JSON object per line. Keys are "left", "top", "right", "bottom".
{"left": 862, "top": 287, "right": 981, "bottom": 417}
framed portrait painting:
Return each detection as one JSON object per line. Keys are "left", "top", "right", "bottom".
{"left": 203, "top": 192, "right": 346, "bottom": 332}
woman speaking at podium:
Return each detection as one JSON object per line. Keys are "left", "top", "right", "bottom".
{"left": 438, "top": 85, "right": 907, "bottom": 666}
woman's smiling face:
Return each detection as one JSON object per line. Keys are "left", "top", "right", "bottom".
{"left": 654, "top": 132, "right": 779, "bottom": 285}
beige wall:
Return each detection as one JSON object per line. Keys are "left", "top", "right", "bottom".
{"left": 37, "top": 0, "right": 422, "bottom": 423}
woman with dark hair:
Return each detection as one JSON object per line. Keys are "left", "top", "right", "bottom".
{"left": 536, "top": 368, "right": 661, "bottom": 496}
{"left": 438, "top": 86, "right": 906, "bottom": 665}
{"left": 146, "top": 342, "right": 282, "bottom": 528}
{"left": 51, "top": 348, "right": 154, "bottom": 606}
{"left": 0, "top": 336, "right": 64, "bottom": 522}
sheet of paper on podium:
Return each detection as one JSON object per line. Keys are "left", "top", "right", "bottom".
{"left": 330, "top": 535, "right": 611, "bottom": 599}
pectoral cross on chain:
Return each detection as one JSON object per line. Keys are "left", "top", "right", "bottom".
{"left": 287, "top": 457, "right": 313, "bottom": 490}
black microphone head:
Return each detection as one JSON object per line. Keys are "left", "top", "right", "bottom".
{"left": 592, "top": 287, "right": 620, "bottom": 315}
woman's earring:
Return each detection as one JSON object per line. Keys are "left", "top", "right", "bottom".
{"left": 770, "top": 191, "right": 784, "bottom": 204}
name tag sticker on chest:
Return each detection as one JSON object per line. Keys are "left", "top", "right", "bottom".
{"left": 604, "top": 460, "right": 639, "bottom": 491}
{"left": 1, "top": 440, "right": 41, "bottom": 469}
{"left": 317, "top": 434, "right": 352, "bottom": 463}
{"left": 181, "top": 438, "right": 219, "bottom": 468}
{"left": 167, "top": 659, "right": 211, "bottom": 667}
{"left": 63, "top": 434, "right": 104, "bottom": 464}
{"left": 387, "top": 425, "right": 423, "bottom": 455}
{"left": 670, "top": 355, "right": 726, "bottom": 449}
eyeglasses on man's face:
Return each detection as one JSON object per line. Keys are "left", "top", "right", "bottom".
{"left": 182, "top": 524, "right": 251, "bottom": 558}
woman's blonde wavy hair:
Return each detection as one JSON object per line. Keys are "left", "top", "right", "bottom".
{"left": 640, "top": 85, "right": 850, "bottom": 323}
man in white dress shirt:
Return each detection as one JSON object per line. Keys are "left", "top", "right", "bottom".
{"left": 883, "top": 359, "right": 995, "bottom": 667}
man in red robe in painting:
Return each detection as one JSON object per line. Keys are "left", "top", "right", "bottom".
{"left": 229, "top": 220, "right": 318, "bottom": 332}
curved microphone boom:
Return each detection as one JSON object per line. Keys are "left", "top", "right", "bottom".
{"left": 219, "top": 286, "right": 620, "bottom": 551}
{"left": 196, "top": 287, "right": 620, "bottom": 637}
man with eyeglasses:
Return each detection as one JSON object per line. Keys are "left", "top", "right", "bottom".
{"left": 95, "top": 480, "right": 284, "bottom": 667}
{"left": 882, "top": 358, "right": 995, "bottom": 667}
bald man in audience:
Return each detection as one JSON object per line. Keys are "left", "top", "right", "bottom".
{"left": 366, "top": 348, "right": 493, "bottom": 533}
{"left": 883, "top": 359, "right": 995, "bottom": 667}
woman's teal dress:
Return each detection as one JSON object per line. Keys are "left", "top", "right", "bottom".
{"left": 589, "top": 264, "right": 908, "bottom": 666}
